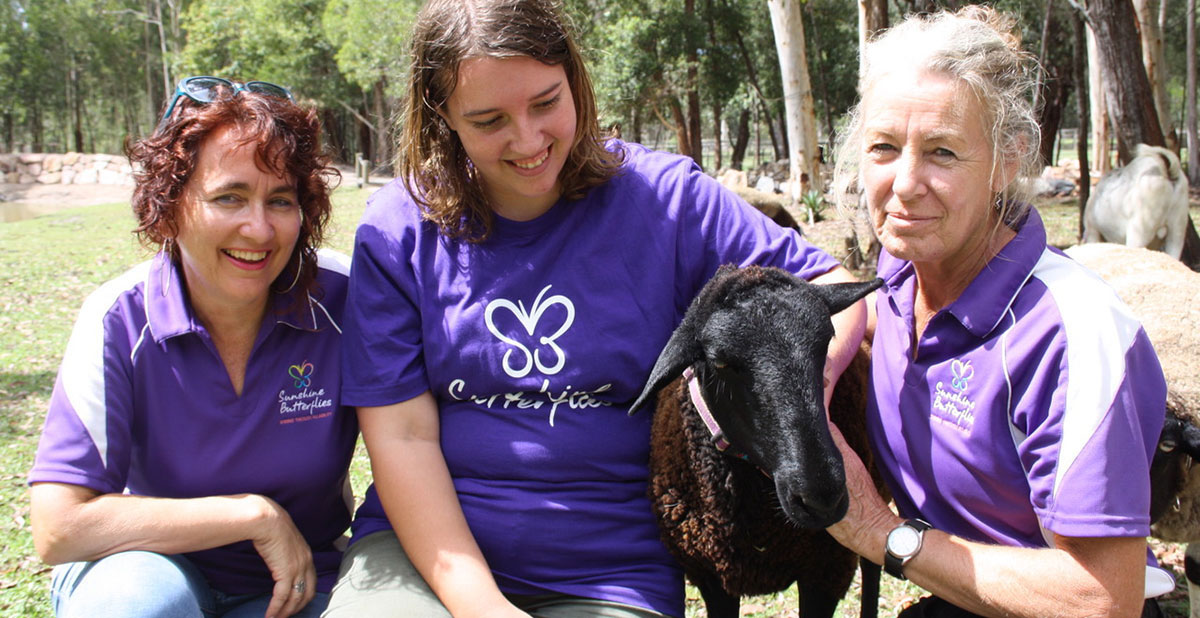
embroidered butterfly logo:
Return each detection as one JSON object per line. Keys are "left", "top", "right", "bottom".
{"left": 289, "top": 361, "right": 314, "bottom": 388}
{"left": 950, "top": 359, "right": 973, "bottom": 392}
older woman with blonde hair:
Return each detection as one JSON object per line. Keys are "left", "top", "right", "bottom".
{"left": 827, "top": 8, "right": 1170, "bottom": 617}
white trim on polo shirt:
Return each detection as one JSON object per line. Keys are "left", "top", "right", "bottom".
{"left": 1031, "top": 249, "right": 1140, "bottom": 500}
{"left": 61, "top": 261, "right": 151, "bottom": 470}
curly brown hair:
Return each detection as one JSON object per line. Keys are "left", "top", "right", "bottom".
{"left": 401, "top": 0, "right": 624, "bottom": 242}
{"left": 125, "top": 88, "right": 339, "bottom": 297}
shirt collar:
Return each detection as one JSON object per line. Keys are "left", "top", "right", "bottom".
{"left": 145, "top": 252, "right": 341, "bottom": 342}
{"left": 877, "top": 206, "right": 1046, "bottom": 338}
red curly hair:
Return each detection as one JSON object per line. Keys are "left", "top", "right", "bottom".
{"left": 125, "top": 89, "right": 339, "bottom": 297}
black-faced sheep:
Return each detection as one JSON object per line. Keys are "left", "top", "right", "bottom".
{"left": 1082, "top": 144, "right": 1190, "bottom": 261}
{"left": 630, "top": 265, "right": 883, "bottom": 618}
{"left": 1065, "top": 243, "right": 1200, "bottom": 613}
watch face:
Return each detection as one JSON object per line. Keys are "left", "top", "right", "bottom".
{"left": 887, "top": 525, "right": 922, "bottom": 557}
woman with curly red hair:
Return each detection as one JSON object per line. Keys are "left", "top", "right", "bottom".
{"left": 28, "top": 77, "right": 357, "bottom": 618}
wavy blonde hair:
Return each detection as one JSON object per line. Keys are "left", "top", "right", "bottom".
{"left": 399, "top": 0, "right": 623, "bottom": 242}
{"left": 833, "top": 6, "right": 1042, "bottom": 226}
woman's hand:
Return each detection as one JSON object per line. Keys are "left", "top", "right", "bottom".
{"left": 824, "top": 422, "right": 898, "bottom": 562}
{"left": 246, "top": 495, "right": 317, "bottom": 618}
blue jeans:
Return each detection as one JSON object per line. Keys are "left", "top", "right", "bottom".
{"left": 51, "top": 551, "right": 329, "bottom": 618}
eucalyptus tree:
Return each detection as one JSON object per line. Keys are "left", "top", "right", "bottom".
{"left": 322, "top": 0, "right": 420, "bottom": 169}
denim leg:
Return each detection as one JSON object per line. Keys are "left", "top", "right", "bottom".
{"left": 218, "top": 592, "right": 330, "bottom": 618}
{"left": 51, "top": 551, "right": 211, "bottom": 618}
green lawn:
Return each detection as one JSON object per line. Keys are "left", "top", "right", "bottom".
{"left": 0, "top": 189, "right": 1190, "bottom": 617}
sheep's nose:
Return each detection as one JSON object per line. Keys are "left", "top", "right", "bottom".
{"left": 774, "top": 469, "right": 849, "bottom": 527}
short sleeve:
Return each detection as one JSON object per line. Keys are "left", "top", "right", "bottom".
{"left": 341, "top": 186, "right": 432, "bottom": 407}
{"left": 30, "top": 284, "right": 139, "bottom": 495}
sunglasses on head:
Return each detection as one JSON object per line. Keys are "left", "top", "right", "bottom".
{"left": 160, "top": 76, "right": 293, "bottom": 123}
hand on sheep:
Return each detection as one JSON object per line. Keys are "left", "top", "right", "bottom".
{"left": 824, "top": 422, "right": 901, "bottom": 565}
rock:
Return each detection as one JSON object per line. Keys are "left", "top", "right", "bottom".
{"left": 44, "top": 154, "right": 63, "bottom": 172}
{"left": 754, "top": 176, "right": 777, "bottom": 194}
{"left": 36, "top": 171, "right": 62, "bottom": 184}
{"left": 74, "top": 169, "right": 98, "bottom": 184}
{"left": 62, "top": 151, "right": 82, "bottom": 166}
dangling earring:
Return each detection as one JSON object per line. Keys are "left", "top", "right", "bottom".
{"left": 160, "top": 238, "right": 173, "bottom": 297}
{"left": 279, "top": 249, "right": 303, "bottom": 294}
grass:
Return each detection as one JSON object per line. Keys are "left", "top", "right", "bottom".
{"left": 0, "top": 189, "right": 1192, "bottom": 617}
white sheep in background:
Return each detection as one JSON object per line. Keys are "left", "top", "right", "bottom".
{"left": 1082, "top": 144, "right": 1190, "bottom": 261}
{"left": 1066, "top": 243, "right": 1200, "bottom": 617}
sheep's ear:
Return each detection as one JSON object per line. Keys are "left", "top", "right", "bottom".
{"left": 1178, "top": 418, "right": 1200, "bottom": 460}
{"left": 628, "top": 321, "right": 702, "bottom": 415}
{"left": 812, "top": 278, "right": 884, "bottom": 315}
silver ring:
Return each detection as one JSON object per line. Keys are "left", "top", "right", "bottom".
{"left": 293, "top": 580, "right": 306, "bottom": 593}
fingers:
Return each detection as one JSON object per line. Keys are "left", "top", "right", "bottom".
{"left": 264, "top": 566, "right": 316, "bottom": 618}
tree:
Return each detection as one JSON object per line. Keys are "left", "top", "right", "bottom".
{"left": 1187, "top": 0, "right": 1199, "bottom": 184}
{"left": 322, "top": 0, "right": 420, "bottom": 169}
{"left": 767, "top": 0, "right": 822, "bottom": 209}
{"left": 1079, "top": 0, "right": 1164, "bottom": 163}
{"left": 1133, "top": 0, "right": 1177, "bottom": 150}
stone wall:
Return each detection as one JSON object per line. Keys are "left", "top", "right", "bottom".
{"left": 0, "top": 153, "right": 134, "bottom": 186}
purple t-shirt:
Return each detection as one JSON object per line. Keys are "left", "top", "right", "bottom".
{"left": 342, "top": 140, "right": 840, "bottom": 617}
{"left": 869, "top": 207, "right": 1165, "bottom": 547}
{"left": 29, "top": 250, "right": 359, "bottom": 595}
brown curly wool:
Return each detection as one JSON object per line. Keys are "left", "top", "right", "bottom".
{"left": 648, "top": 345, "right": 882, "bottom": 606}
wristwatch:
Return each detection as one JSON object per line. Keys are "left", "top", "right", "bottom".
{"left": 884, "top": 518, "right": 932, "bottom": 580}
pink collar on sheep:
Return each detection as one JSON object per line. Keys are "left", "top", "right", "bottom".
{"left": 684, "top": 366, "right": 734, "bottom": 452}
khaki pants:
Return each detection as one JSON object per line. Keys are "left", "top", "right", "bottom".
{"left": 321, "top": 531, "right": 669, "bottom": 618}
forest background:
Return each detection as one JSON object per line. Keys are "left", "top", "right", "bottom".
{"left": 4, "top": 0, "right": 1198, "bottom": 188}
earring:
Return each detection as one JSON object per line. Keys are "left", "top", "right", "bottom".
{"left": 279, "top": 249, "right": 303, "bottom": 294}
{"left": 160, "top": 238, "right": 173, "bottom": 297}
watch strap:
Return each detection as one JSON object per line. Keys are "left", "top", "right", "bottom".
{"left": 884, "top": 518, "right": 932, "bottom": 580}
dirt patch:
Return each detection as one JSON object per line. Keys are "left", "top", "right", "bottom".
{"left": 0, "top": 182, "right": 133, "bottom": 223}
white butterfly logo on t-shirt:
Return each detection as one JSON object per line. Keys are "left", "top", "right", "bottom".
{"left": 484, "top": 284, "right": 575, "bottom": 378}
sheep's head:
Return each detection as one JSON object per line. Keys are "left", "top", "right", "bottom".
{"left": 630, "top": 265, "right": 882, "bottom": 528}
{"left": 1150, "top": 393, "right": 1200, "bottom": 523}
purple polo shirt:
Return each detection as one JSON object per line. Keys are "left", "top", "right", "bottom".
{"left": 869, "top": 207, "right": 1165, "bottom": 547}
{"left": 30, "top": 250, "right": 359, "bottom": 595}
{"left": 342, "top": 140, "right": 840, "bottom": 617}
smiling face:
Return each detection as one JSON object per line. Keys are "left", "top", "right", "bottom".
{"left": 441, "top": 55, "right": 578, "bottom": 221}
{"left": 174, "top": 124, "right": 301, "bottom": 322}
{"left": 860, "top": 69, "right": 1011, "bottom": 276}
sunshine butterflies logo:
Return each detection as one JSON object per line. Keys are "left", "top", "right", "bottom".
{"left": 288, "top": 360, "right": 314, "bottom": 389}
{"left": 484, "top": 284, "right": 575, "bottom": 379}
{"left": 950, "top": 359, "right": 973, "bottom": 392}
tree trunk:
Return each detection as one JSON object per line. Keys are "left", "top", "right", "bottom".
{"left": 1133, "top": 0, "right": 1177, "bottom": 151}
{"left": 1038, "top": 71, "right": 1069, "bottom": 167}
{"left": 858, "top": 0, "right": 888, "bottom": 80}
{"left": 372, "top": 78, "right": 390, "bottom": 171}
{"left": 767, "top": 0, "right": 823, "bottom": 206}
{"left": 684, "top": 0, "right": 703, "bottom": 169}
{"left": 711, "top": 101, "right": 723, "bottom": 171}
{"left": 668, "top": 97, "right": 694, "bottom": 160}
{"left": 1084, "top": 0, "right": 1164, "bottom": 164}
{"left": 806, "top": 2, "right": 834, "bottom": 153}
{"left": 730, "top": 107, "right": 750, "bottom": 170}
{"left": 1073, "top": 11, "right": 1092, "bottom": 238}
{"left": 1187, "top": 0, "right": 1199, "bottom": 184}
{"left": 1086, "top": 27, "right": 1112, "bottom": 173}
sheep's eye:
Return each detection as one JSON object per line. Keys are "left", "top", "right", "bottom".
{"left": 1160, "top": 440, "right": 1178, "bottom": 453}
